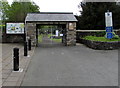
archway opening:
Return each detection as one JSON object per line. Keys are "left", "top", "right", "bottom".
{"left": 36, "top": 24, "right": 66, "bottom": 47}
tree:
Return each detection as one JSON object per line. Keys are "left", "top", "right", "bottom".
{"left": 0, "top": 0, "right": 10, "bottom": 23}
{"left": 6, "top": 1, "right": 40, "bottom": 22}
{"left": 77, "top": 1, "right": 120, "bottom": 30}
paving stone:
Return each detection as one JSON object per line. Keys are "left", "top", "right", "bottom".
{"left": 19, "top": 61, "right": 27, "bottom": 68}
{"left": 2, "top": 78, "right": 6, "bottom": 83}
{"left": 5, "top": 77, "right": 19, "bottom": 82}
{"left": 2, "top": 69, "right": 12, "bottom": 74}
{"left": 2, "top": 63, "right": 8, "bottom": 68}
{"left": 3, "top": 58, "right": 12, "bottom": 64}
{"left": 2, "top": 55, "right": 12, "bottom": 62}
{"left": 16, "top": 81, "right": 22, "bottom": 86}
{"left": 17, "top": 71, "right": 25, "bottom": 82}
{"left": 3, "top": 65, "right": 12, "bottom": 70}
{"left": 2, "top": 64, "right": 12, "bottom": 70}
{"left": 2, "top": 81, "right": 17, "bottom": 86}
{"left": 9, "top": 72, "right": 22, "bottom": 77}
{"left": 2, "top": 74, "right": 9, "bottom": 79}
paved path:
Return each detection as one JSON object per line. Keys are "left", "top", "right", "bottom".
{"left": 2, "top": 43, "right": 35, "bottom": 87}
{"left": 39, "top": 35, "right": 63, "bottom": 48}
{"left": 21, "top": 38, "right": 118, "bottom": 86}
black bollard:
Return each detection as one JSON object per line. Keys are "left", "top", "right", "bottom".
{"left": 24, "top": 41, "right": 28, "bottom": 56}
{"left": 13, "top": 48, "right": 19, "bottom": 71}
{"left": 24, "top": 33, "right": 26, "bottom": 42}
{"left": 28, "top": 39, "right": 31, "bottom": 51}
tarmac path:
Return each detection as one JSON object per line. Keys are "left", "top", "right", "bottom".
{"left": 21, "top": 36, "right": 118, "bottom": 86}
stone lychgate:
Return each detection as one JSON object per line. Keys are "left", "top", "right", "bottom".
{"left": 25, "top": 12, "right": 77, "bottom": 46}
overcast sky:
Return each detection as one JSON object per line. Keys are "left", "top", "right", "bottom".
{"left": 8, "top": 0, "right": 82, "bottom": 15}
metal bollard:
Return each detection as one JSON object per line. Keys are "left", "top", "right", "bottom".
{"left": 28, "top": 39, "right": 31, "bottom": 51}
{"left": 24, "top": 41, "right": 28, "bottom": 56}
{"left": 13, "top": 48, "right": 19, "bottom": 71}
{"left": 24, "top": 33, "right": 26, "bottom": 42}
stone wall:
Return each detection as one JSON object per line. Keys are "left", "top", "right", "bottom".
{"left": 2, "top": 26, "right": 24, "bottom": 43}
{"left": 62, "top": 29, "right": 67, "bottom": 45}
{"left": 26, "top": 23, "right": 36, "bottom": 46}
{"left": 2, "top": 34, "right": 24, "bottom": 43}
{"left": 78, "top": 38, "right": 120, "bottom": 50}
{"left": 66, "top": 22, "right": 76, "bottom": 46}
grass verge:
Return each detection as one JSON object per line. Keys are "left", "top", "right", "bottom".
{"left": 52, "top": 38, "right": 62, "bottom": 43}
{"left": 38, "top": 34, "right": 43, "bottom": 42}
{"left": 82, "top": 36, "right": 120, "bottom": 42}
{"left": 48, "top": 34, "right": 62, "bottom": 43}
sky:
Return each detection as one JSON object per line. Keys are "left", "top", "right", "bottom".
{"left": 7, "top": 0, "right": 82, "bottom": 15}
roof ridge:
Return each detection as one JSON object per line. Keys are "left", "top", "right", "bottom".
{"left": 28, "top": 12, "right": 73, "bottom": 14}
{"left": 25, "top": 12, "right": 77, "bottom": 22}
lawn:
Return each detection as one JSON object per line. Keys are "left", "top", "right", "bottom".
{"left": 38, "top": 34, "right": 43, "bottom": 42}
{"left": 82, "top": 36, "right": 120, "bottom": 42}
{"left": 47, "top": 34, "right": 52, "bottom": 38}
{"left": 52, "top": 38, "right": 62, "bottom": 43}
{"left": 38, "top": 34, "right": 62, "bottom": 43}
{"left": 0, "top": 25, "right": 5, "bottom": 27}
{"left": 47, "top": 34, "right": 62, "bottom": 43}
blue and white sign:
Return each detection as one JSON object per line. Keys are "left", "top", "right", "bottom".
{"left": 56, "top": 30, "right": 59, "bottom": 37}
{"left": 106, "top": 32, "right": 113, "bottom": 39}
{"left": 105, "top": 11, "right": 113, "bottom": 39}
{"left": 106, "top": 26, "right": 113, "bottom": 32}
{"left": 105, "top": 12, "right": 113, "bottom": 27}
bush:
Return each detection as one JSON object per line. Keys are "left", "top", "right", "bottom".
{"left": 112, "top": 32, "right": 119, "bottom": 39}
{"left": 104, "top": 32, "right": 119, "bottom": 39}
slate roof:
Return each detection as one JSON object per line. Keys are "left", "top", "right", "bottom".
{"left": 25, "top": 12, "right": 77, "bottom": 22}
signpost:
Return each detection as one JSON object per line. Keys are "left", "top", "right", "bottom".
{"left": 105, "top": 11, "right": 113, "bottom": 39}
{"left": 106, "top": 32, "right": 113, "bottom": 39}
{"left": 106, "top": 26, "right": 113, "bottom": 32}
{"left": 56, "top": 30, "right": 59, "bottom": 37}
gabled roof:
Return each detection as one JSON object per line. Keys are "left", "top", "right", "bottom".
{"left": 25, "top": 12, "right": 77, "bottom": 22}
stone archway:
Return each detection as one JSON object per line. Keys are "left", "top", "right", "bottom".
{"left": 25, "top": 12, "right": 77, "bottom": 46}
{"left": 35, "top": 24, "right": 66, "bottom": 46}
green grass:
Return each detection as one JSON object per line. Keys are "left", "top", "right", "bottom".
{"left": 38, "top": 34, "right": 62, "bottom": 43}
{"left": 82, "top": 36, "right": 120, "bottom": 42}
{"left": 47, "top": 34, "right": 52, "bottom": 38}
{"left": 38, "top": 34, "right": 43, "bottom": 42}
{"left": 52, "top": 38, "right": 62, "bottom": 43}
{"left": 47, "top": 34, "right": 62, "bottom": 43}
{"left": 0, "top": 25, "right": 5, "bottom": 27}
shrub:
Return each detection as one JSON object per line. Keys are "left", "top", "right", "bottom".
{"left": 112, "top": 32, "right": 119, "bottom": 39}
{"left": 104, "top": 32, "right": 119, "bottom": 39}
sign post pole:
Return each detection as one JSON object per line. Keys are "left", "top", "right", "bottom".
{"left": 105, "top": 11, "right": 113, "bottom": 39}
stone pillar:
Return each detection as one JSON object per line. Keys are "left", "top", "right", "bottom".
{"left": 26, "top": 23, "right": 36, "bottom": 46}
{"left": 66, "top": 22, "right": 76, "bottom": 46}
{"left": 62, "top": 28, "right": 67, "bottom": 45}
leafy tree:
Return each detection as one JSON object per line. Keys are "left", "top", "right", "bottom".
{"left": 0, "top": 0, "right": 10, "bottom": 23}
{"left": 7, "top": 1, "right": 40, "bottom": 22}
{"left": 77, "top": 1, "right": 120, "bottom": 30}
